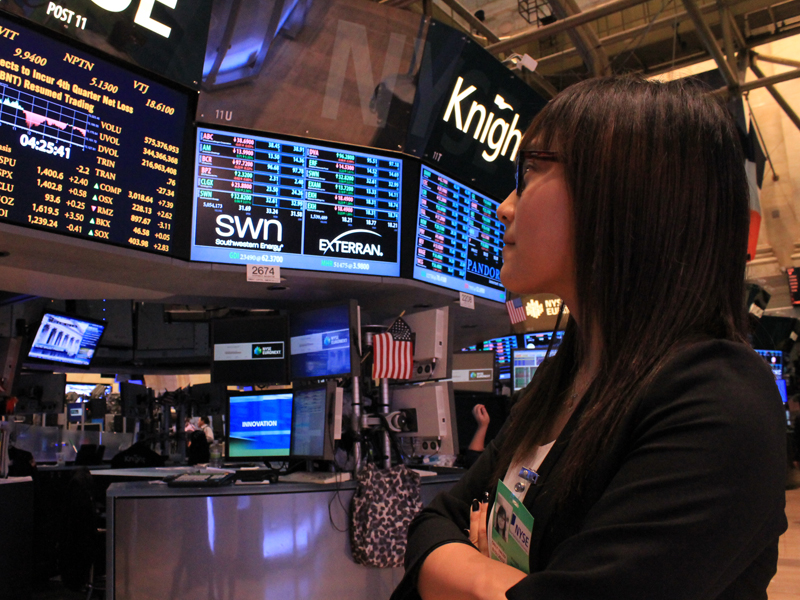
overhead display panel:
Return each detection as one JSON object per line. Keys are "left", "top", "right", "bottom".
{"left": 191, "top": 126, "right": 402, "bottom": 276}
{"left": 414, "top": 165, "right": 505, "bottom": 302}
{"left": 0, "top": 0, "right": 212, "bottom": 89}
{"left": 0, "top": 11, "right": 193, "bottom": 256}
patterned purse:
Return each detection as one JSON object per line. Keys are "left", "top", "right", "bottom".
{"left": 350, "top": 463, "right": 423, "bottom": 568}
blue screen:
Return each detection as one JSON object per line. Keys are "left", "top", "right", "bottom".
{"left": 228, "top": 392, "right": 293, "bottom": 458}
{"left": 755, "top": 349, "right": 782, "bottom": 379}
{"left": 776, "top": 379, "right": 788, "bottom": 404}
{"left": 28, "top": 313, "right": 105, "bottom": 367}
{"left": 290, "top": 305, "right": 353, "bottom": 379}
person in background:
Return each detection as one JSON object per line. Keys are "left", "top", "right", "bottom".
{"left": 199, "top": 416, "right": 214, "bottom": 443}
{"left": 462, "top": 404, "right": 491, "bottom": 469}
{"left": 392, "top": 76, "right": 787, "bottom": 600}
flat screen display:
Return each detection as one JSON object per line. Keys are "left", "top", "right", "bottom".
{"left": 65, "top": 382, "right": 110, "bottom": 397}
{"left": 27, "top": 311, "right": 105, "bottom": 367}
{"left": 291, "top": 385, "right": 330, "bottom": 459}
{"left": 211, "top": 316, "right": 289, "bottom": 386}
{"left": 755, "top": 348, "right": 782, "bottom": 379}
{"left": 523, "top": 330, "right": 564, "bottom": 349}
{"left": 227, "top": 391, "right": 293, "bottom": 459}
{"left": 290, "top": 302, "right": 358, "bottom": 381}
{"left": 0, "top": 12, "right": 193, "bottom": 255}
{"left": 462, "top": 335, "right": 518, "bottom": 382}
{"left": 190, "top": 126, "right": 402, "bottom": 276}
{"left": 414, "top": 165, "right": 505, "bottom": 302}
{"left": 512, "top": 348, "right": 550, "bottom": 392}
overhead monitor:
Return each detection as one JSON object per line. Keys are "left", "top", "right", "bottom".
{"left": 11, "top": 372, "right": 66, "bottom": 414}
{"left": 413, "top": 165, "right": 505, "bottom": 302}
{"left": 290, "top": 381, "right": 341, "bottom": 461}
{"left": 211, "top": 316, "right": 290, "bottom": 386}
{"left": 289, "top": 301, "right": 360, "bottom": 381}
{"left": 461, "top": 335, "right": 518, "bottom": 382}
{"left": 511, "top": 347, "right": 553, "bottom": 392}
{"left": 754, "top": 348, "right": 782, "bottom": 380}
{"left": 190, "top": 125, "right": 403, "bottom": 276}
{"left": 27, "top": 311, "right": 105, "bottom": 368}
{"left": 226, "top": 390, "right": 293, "bottom": 460}
{"left": 0, "top": 11, "right": 195, "bottom": 256}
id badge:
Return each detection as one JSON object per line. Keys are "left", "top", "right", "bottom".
{"left": 489, "top": 480, "right": 534, "bottom": 574}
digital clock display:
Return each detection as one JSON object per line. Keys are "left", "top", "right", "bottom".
{"left": 0, "top": 12, "right": 192, "bottom": 255}
{"left": 191, "top": 126, "right": 403, "bottom": 276}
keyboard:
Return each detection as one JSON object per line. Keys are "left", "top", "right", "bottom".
{"left": 280, "top": 471, "right": 351, "bottom": 484}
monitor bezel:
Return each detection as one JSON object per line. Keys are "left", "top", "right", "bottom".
{"left": 225, "top": 388, "right": 294, "bottom": 462}
{"left": 25, "top": 310, "right": 107, "bottom": 370}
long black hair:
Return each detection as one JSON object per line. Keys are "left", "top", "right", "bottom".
{"left": 495, "top": 76, "right": 751, "bottom": 500}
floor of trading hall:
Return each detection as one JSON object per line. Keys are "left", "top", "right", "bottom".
{"left": 26, "top": 481, "right": 800, "bottom": 600}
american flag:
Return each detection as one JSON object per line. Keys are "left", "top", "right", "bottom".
{"left": 506, "top": 297, "right": 527, "bottom": 324}
{"left": 373, "top": 318, "right": 414, "bottom": 380}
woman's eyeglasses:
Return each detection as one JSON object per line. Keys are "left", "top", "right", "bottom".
{"left": 516, "top": 150, "right": 560, "bottom": 196}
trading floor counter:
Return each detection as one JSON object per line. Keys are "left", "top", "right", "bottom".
{"left": 107, "top": 473, "right": 461, "bottom": 600}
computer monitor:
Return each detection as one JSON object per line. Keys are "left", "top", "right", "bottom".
{"left": 26, "top": 312, "right": 106, "bottom": 369}
{"left": 461, "top": 335, "right": 518, "bottom": 383}
{"left": 754, "top": 349, "right": 783, "bottom": 380}
{"left": 290, "top": 301, "right": 360, "bottom": 381}
{"left": 226, "top": 390, "right": 293, "bottom": 460}
{"left": 67, "top": 402, "right": 85, "bottom": 424}
{"left": 776, "top": 378, "right": 788, "bottom": 404}
{"left": 523, "top": 330, "right": 565, "bottom": 350}
{"left": 211, "top": 316, "right": 290, "bottom": 386}
{"left": 290, "top": 381, "right": 341, "bottom": 461}
{"left": 11, "top": 372, "right": 66, "bottom": 414}
{"left": 120, "top": 382, "right": 151, "bottom": 420}
{"left": 390, "top": 381, "right": 458, "bottom": 457}
{"left": 511, "top": 347, "right": 554, "bottom": 392}
{"left": 65, "top": 383, "right": 111, "bottom": 398}
{"left": 451, "top": 352, "right": 495, "bottom": 393}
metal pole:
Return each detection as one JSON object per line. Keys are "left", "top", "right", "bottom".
{"left": 755, "top": 53, "right": 800, "bottom": 70}
{"left": 380, "top": 378, "right": 391, "bottom": 469}
{"left": 750, "top": 57, "right": 800, "bottom": 132}
{"left": 680, "top": 0, "right": 738, "bottom": 88}
{"left": 437, "top": 0, "right": 500, "bottom": 43}
{"left": 485, "top": 0, "right": 648, "bottom": 55}
{"left": 720, "top": 4, "right": 737, "bottom": 80}
{"left": 351, "top": 375, "right": 362, "bottom": 474}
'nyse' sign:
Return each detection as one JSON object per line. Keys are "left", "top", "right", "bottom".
{"left": 0, "top": 0, "right": 211, "bottom": 88}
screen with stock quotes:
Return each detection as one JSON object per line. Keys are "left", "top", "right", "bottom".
{"left": 414, "top": 165, "right": 505, "bottom": 302}
{"left": 190, "top": 126, "right": 402, "bottom": 276}
{"left": 0, "top": 12, "right": 191, "bottom": 255}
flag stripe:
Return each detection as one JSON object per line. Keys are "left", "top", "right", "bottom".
{"left": 373, "top": 332, "right": 413, "bottom": 379}
{"left": 506, "top": 299, "right": 526, "bottom": 324}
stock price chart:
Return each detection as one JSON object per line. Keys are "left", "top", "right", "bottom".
{"left": 0, "top": 12, "right": 190, "bottom": 255}
{"left": 191, "top": 127, "right": 402, "bottom": 276}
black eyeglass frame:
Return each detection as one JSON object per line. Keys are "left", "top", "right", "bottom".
{"left": 515, "top": 150, "right": 560, "bottom": 196}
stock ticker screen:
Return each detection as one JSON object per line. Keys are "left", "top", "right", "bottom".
{"left": 414, "top": 165, "right": 505, "bottom": 302}
{"left": 0, "top": 12, "right": 192, "bottom": 255}
{"left": 190, "top": 126, "right": 402, "bottom": 276}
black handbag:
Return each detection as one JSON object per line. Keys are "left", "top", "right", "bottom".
{"left": 350, "top": 463, "right": 423, "bottom": 568}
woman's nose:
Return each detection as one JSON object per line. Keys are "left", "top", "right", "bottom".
{"left": 497, "top": 190, "right": 517, "bottom": 225}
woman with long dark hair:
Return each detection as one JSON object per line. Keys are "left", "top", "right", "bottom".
{"left": 392, "top": 76, "right": 787, "bottom": 600}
